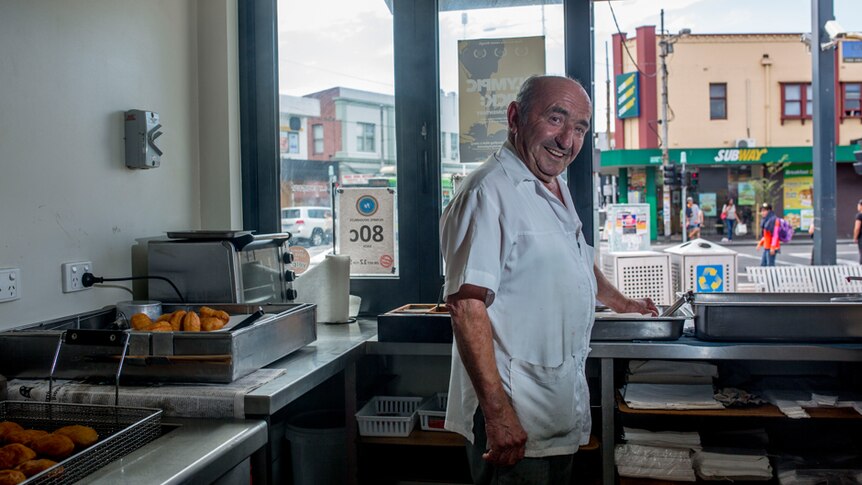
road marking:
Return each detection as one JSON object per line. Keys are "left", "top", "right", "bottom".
{"left": 735, "top": 253, "right": 800, "bottom": 266}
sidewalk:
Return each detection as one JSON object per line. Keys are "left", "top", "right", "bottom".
{"left": 650, "top": 235, "right": 854, "bottom": 247}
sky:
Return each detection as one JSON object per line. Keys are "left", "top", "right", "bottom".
{"left": 277, "top": 0, "right": 862, "bottom": 133}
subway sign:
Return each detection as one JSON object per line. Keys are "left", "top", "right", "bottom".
{"left": 713, "top": 148, "right": 769, "bottom": 162}
{"left": 600, "top": 145, "right": 860, "bottom": 167}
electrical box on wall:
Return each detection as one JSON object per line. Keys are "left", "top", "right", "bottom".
{"left": 124, "top": 110, "right": 163, "bottom": 169}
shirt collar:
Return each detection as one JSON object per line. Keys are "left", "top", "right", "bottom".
{"left": 496, "top": 140, "right": 539, "bottom": 186}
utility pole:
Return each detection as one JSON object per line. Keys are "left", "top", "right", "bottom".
{"left": 605, "top": 41, "right": 611, "bottom": 150}
{"left": 659, "top": 10, "right": 672, "bottom": 239}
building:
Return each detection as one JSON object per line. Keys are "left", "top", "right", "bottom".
{"left": 606, "top": 28, "right": 862, "bottom": 239}
{"left": 279, "top": 95, "right": 332, "bottom": 208}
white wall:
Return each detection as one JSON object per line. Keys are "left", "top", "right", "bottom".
{"left": 0, "top": 0, "right": 240, "bottom": 327}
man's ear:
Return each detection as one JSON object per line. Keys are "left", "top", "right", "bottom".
{"left": 507, "top": 101, "right": 519, "bottom": 133}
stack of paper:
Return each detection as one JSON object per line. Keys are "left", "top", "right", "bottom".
{"left": 624, "top": 427, "right": 701, "bottom": 449}
{"left": 623, "top": 383, "right": 724, "bottom": 410}
{"left": 628, "top": 360, "right": 718, "bottom": 384}
{"left": 615, "top": 444, "right": 696, "bottom": 482}
{"left": 694, "top": 449, "right": 773, "bottom": 481}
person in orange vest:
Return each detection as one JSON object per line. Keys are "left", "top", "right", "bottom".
{"left": 756, "top": 202, "right": 780, "bottom": 266}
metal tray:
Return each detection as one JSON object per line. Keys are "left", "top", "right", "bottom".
{"left": 0, "top": 303, "right": 316, "bottom": 383}
{"left": 691, "top": 292, "right": 862, "bottom": 342}
{"left": 1, "top": 400, "right": 161, "bottom": 485}
{"left": 377, "top": 304, "right": 453, "bottom": 343}
{"left": 590, "top": 313, "right": 685, "bottom": 341}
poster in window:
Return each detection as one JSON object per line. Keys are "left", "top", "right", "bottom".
{"left": 783, "top": 165, "right": 814, "bottom": 231}
{"left": 458, "top": 36, "right": 545, "bottom": 164}
{"left": 335, "top": 187, "right": 398, "bottom": 276}
{"left": 700, "top": 193, "right": 716, "bottom": 217}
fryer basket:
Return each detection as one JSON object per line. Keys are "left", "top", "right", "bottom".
{"left": 0, "top": 400, "right": 162, "bottom": 484}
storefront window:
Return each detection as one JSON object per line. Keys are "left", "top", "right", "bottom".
{"left": 277, "top": 0, "right": 395, "bottom": 267}
{"left": 437, "top": 3, "right": 565, "bottom": 209}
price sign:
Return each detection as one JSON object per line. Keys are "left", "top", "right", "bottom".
{"left": 336, "top": 187, "right": 397, "bottom": 276}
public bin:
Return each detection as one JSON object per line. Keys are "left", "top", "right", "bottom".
{"left": 663, "top": 238, "right": 738, "bottom": 293}
{"left": 601, "top": 250, "right": 672, "bottom": 306}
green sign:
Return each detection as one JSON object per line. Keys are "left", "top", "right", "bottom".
{"left": 601, "top": 145, "right": 859, "bottom": 167}
{"left": 616, "top": 72, "right": 639, "bottom": 119}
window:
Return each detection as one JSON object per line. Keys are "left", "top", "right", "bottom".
{"left": 287, "top": 132, "right": 299, "bottom": 154}
{"left": 842, "top": 82, "right": 862, "bottom": 119}
{"left": 709, "top": 83, "right": 727, "bottom": 120}
{"left": 781, "top": 82, "right": 813, "bottom": 123}
{"left": 357, "top": 122, "right": 375, "bottom": 152}
{"left": 441, "top": 133, "right": 448, "bottom": 159}
{"left": 312, "top": 124, "right": 324, "bottom": 154}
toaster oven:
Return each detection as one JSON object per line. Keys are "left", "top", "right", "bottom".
{"left": 147, "top": 231, "right": 297, "bottom": 303}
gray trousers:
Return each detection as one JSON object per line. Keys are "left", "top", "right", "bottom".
{"left": 466, "top": 408, "right": 574, "bottom": 485}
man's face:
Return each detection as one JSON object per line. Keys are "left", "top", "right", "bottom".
{"left": 507, "top": 78, "right": 592, "bottom": 183}
{"left": 760, "top": 208, "right": 768, "bottom": 217}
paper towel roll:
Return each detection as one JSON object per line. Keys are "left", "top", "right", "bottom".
{"left": 293, "top": 254, "right": 351, "bottom": 323}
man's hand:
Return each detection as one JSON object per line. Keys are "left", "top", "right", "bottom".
{"left": 769, "top": 248, "right": 776, "bottom": 256}
{"left": 482, "top": 402, "right": 528, "bottom": 466}
{"left": 619, "top": 297, "right": 659, "bottom": 316}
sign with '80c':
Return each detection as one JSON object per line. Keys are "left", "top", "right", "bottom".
{"left": 336, "top": 187, "right": 398, "bottom": 276}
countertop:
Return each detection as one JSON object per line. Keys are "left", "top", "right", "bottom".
{"left": 77, "top": 417, "right": 267, "bottom": 485}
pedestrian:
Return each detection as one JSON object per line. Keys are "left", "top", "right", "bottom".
{"left": 721, "top": 198, "right": 737, "bottom": 242}
{"left": 685, "top": 197, "right": 702, "bottom": 239}
{"left": 756, "top": 202, "right": 781, "bottom": 266}
{"left": 854, "top": 199, "right": 862, "bottom": 264}
{"left": 440, "top": 75, "right": 658, "bottom": 485}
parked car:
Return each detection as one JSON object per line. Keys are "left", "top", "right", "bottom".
{"left": 281, "top": 206, "right": 332, "bottom": 246}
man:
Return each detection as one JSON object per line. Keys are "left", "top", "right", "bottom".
{"left": 440, "top": 76, "right": 658, "bottom": 484}
{"left": 756, "top": 202, "right": 780, "bottom": 266}
{"left": 685, "top": 197, "right": 702, "bottom": 239}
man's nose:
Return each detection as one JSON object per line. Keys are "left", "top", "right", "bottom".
{"left": 555, "top": 126, "right": 575, "bottom": 149}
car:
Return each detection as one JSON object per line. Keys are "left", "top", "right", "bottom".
{"left": 281, "top": 206, "right": 333, "bottom": 247}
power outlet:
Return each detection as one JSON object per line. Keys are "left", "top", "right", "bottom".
{"left": 0, "top": 268, "right": 21, "bottom": 303}
{"left": 62, "top": 261, "right": 93, "bottom": 293}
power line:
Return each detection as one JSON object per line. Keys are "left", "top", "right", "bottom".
{"left": 607, "top": 1, "right": 656, "bottom": 79}
{"left": 282, "top": 58, "right": 395, "bottom": 90}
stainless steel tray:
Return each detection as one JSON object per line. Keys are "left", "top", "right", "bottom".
{"left": 691, "top": 292, "right": 862, "bottom": 342}
{"left": 0, "top": 303, "right": 316, "bottom": 383}
{"left": 590, "top": 313, "right": 685, "bottom": 341}
{"left": 1, "top": 400, "right": 161, "bottom": 485}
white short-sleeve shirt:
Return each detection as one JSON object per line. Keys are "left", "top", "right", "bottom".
{"left": 440, "top": 142, "right": 597, "bottom": 457}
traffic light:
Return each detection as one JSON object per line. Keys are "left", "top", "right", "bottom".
{"left": 661, "top": 165, "right": 677, "bottom": 186}
{"left": 690, "top": 171, "right": 699, "bottom": 188}
{"left": 684, "top": 172, "right": 692, "bottom": 187}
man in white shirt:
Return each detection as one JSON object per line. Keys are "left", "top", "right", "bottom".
{"left": 440, "top": 75, "right": 658, "bottom": 484}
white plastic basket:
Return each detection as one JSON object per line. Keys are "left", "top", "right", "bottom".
{"left": 355, "top": 396, "right": 422, "bottom": 437}
{"left": 418, "top": 393, "right": 448, "bottom": 431}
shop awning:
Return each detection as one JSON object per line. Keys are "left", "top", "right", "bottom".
{"left": 599, "top": 145, "right": 859, "bottom": 168}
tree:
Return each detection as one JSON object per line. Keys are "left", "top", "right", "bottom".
{"left": 754, "top": 155, "right": 792, "bottom": 207}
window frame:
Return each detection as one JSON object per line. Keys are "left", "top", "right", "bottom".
{"left": 780, "top": 82, "right": 813, "bottom": 124}
{"left": 357, "top": 122, "right": 376, "bottom": 152}
{"left": 709, "top": 83, "right": 727, "bottom": 120}
{"left": 312, "top": 124, "right": 324, "bottom": 154}
{"left": 841, "top": 82, "right": 862, "bottom": 120}
{"left": 240, "top": 0, "right": 595, "bottom": 313}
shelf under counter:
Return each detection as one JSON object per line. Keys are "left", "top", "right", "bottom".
{"left": 618, "top": 399, "right": 862, "bottom": 419}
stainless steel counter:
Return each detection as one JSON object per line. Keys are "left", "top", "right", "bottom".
{"left": 78, "top": 418, "right": 267, "bottom": 485}
{"left": 244, "top": 319, "right": 377, "bottom": 415}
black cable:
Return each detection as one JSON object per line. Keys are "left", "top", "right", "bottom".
{"left": 607, "top": 0, "right": 656, "bottom": 78}
{"left": 82, "top": 273, "right": 185, "bottom": 303}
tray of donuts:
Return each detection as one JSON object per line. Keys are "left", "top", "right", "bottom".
{"left": 0, "top": 400, "right": 161, "bottom": 485}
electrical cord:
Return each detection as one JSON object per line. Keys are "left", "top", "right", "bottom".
{"left": 82, "top": 273, "right": 186, "bottom": 303}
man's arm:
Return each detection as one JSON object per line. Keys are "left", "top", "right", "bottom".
{"left": 594, "top": 265, "right": 659, "bottom": 315}
{"left": 447, "top": 284, "right": 527, "bottom": 466}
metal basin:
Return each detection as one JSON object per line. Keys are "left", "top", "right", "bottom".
{"left": 691, "top": 292, "right": 862, "bottom": 342}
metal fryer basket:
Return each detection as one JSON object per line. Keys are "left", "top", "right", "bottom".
{"left": 0, "top": 400, "right": 162, "bottom": 484}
